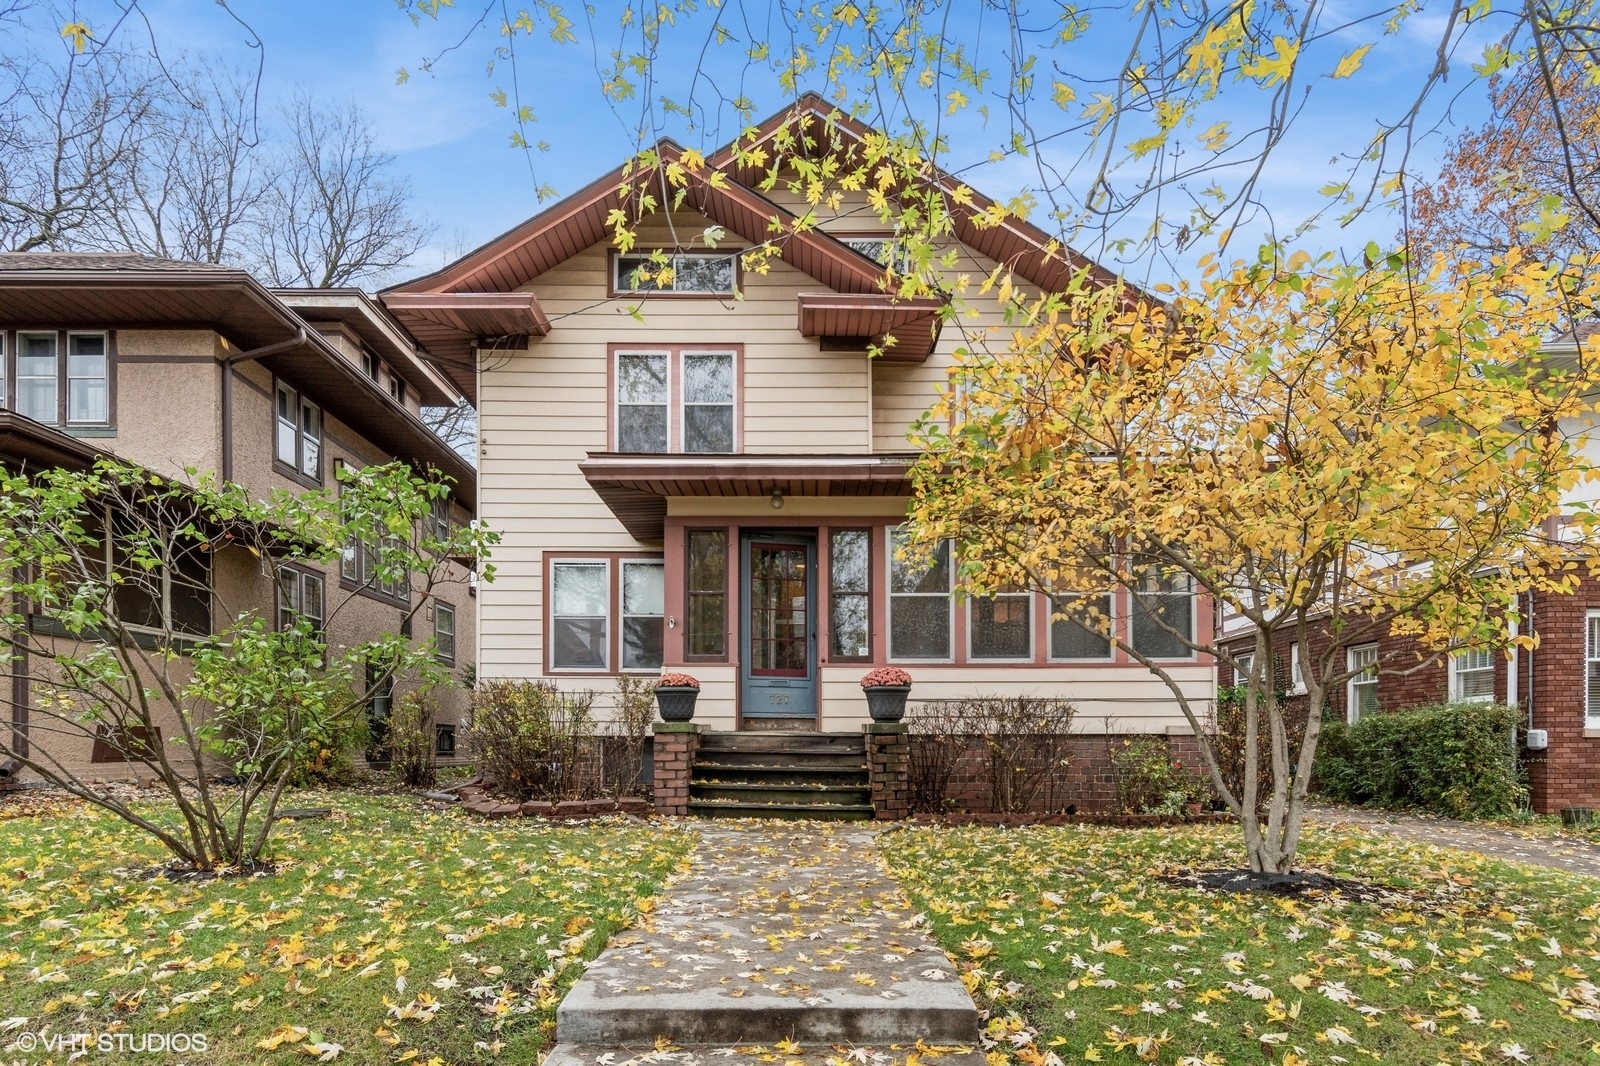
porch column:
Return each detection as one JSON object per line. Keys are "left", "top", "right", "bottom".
{"left": 864, "top": 722, "right": 910, "bottom": 820}
{"left": 651, "top": 722, "right": 699, "bottom": 815}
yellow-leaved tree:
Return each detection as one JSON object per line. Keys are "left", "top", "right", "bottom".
{"left": 908, "top": 246, "right": 1600, "bottom": 874}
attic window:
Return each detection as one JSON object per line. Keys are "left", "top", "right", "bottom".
{"left": 614, "top": 252, "right": 736, "bottom": 296}
{"left": 840, "top": 236, "right": 912, "bottom": 273}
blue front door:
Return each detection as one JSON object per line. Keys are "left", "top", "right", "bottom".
{"left": 739, "top": 535, "right": 817, "bottom": 720}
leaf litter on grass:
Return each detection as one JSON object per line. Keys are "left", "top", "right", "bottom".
{"left": 0, "top": 790, "right": 691, "bottom": 1064}
{"left": 880, "top": 821, "right": 1600, "bottom": 1065}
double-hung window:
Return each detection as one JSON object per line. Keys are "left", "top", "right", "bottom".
{"left": 888, "top": 527, "right": 952, "bottom": 660}
{"left": 433, "top": 601, "right": 456, "bottom": 664}
{"left": 1049, "top": 592, "right": 1114, "bottom": 660}
{"left": 614, "top": 251, "right": 737, "bottom": 295}
{"left": 1588, "top": 612, "right": 1600, "bottom": 725}
{"left": 1232, "top": 651, "right": 1255, "bottom": 688}
{"left": 1450, "top": 647, "right": 1495, "bottom": 702}
{"left": 549, "top": 558, "right": 664, "bottom": 672}
{"left": 1130, "top": 567, "right": 1194, "bottom": 659}
{"left": 274, "top": 381, "right": 322, "bottom": 482}
{"left": 1347, "top": 644, "right": 1378, "bottom": 721}
{"left": 614, "top": 347, "right": 737, "bottom": 454}
{"left": 7, "top": 331, "right": 110, "bottom": 427}
{"left": 276, "top": 566, "right": 325, "bottom": 634}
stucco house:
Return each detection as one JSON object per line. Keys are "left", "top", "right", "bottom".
{"left": 0, "top": 253, "right": 477, "bottom": 782}
{"left": 380, "top": 96, "right": 1213, "bottom": 811}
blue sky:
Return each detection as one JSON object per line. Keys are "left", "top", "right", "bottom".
{"left": 23, "top": 1, "right": 1502, "bottom": 286}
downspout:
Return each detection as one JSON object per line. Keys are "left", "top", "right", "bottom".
{"left": 220, "top": 329, "right": 307, "bottom": 482}
{"left": 8, "top": 581, "right": 27, "bottom": 761}
{"left": 1526, "top": 589, "right": 1536, "bottom": 732}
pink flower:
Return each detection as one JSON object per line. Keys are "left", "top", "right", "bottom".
{"left": 656, "top": 672, "right": 700, "bottom": 690}
{"left": 860, "top": 666, "right": 913, "bottom": 688}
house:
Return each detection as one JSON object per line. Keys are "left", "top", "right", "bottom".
{"left": 0, "top": 253, "right": 478, "bottom": 781}
{"left": 1216, "top": 329, "right": 1600, "bottom": 816}
{"left": 379, "top": 95, "right": 1214, "bottom": 807}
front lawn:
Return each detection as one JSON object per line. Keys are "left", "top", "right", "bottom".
{"left": 0, "top": 792, "right": 691, "bottom": 1063}
{"left": 882, "top": 822, "right": 1600, "bottom": 1065}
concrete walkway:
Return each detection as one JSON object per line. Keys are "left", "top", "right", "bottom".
{"left": 1306, "top": 804, "right": 1600, "bottom": 878}
{"left": 546, "top": 823, "right": 982, "bottom": 1066}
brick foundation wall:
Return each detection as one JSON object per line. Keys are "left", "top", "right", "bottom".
{"left": 906, "top": 731, "right": 1206, "bottom": 815}
{"left": 650, "top": 723, "right": 698, "bottom": 815}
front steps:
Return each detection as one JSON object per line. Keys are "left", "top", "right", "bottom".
{"left": 687, "top": 731, "right": 873, "bottom": 821}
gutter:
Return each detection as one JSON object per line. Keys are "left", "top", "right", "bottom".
{"left": 220, "top": 329, "right": 307, "bottom": 481}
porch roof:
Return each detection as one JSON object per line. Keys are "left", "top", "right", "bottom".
{"left": 578, "top": 452, "right": 917, "bottom": 541}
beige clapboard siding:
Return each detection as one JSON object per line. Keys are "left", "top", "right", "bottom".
{"left": 476, "top": 203, "right": 878, "bottom": 677}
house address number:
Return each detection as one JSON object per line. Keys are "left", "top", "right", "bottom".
{"left": 769, "top": 693, "right": 790, "bottom": 705}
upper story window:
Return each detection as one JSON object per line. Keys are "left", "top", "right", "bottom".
{"left": 4, "top": 331, "right": 111, "bottom": 428}
{"left": 361, "top": 350, "right": 380, "bottom": 380}
{"left": 839, "top": 235, "right": 912, "bottom": 273}
{"left": 276, "top": 566, "right": 325, "bottom": 634}
{"left": 388, "top": 373, "right": 406, "bottom": 405}
{"left": 614, "top": 347, "right": 737, "bottom": 454}
{"left": 274, "top": 380, "right": 322, "bottom": 483}
{"left": 433, "top": 601, "right": 456, "bottom": 664}
{"left": 614, "top": 251, "right": 737, "bottom": 296}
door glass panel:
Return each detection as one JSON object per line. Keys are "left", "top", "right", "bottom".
{"left": 749, "top": 545, "right": 807, "bottom": 675}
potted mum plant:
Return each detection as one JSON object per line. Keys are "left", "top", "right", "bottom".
{"left": 654, "top": 672, "right": 701, "bottom": 722}
{"left": 860, "top": 666, "right": 913, "bottom": 722}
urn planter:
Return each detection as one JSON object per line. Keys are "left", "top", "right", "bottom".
{"left": 863, "top": 684, "right": 911, "bottom": 723}
{"left": 654, "top": 686, "right": 699, "bottom": 722}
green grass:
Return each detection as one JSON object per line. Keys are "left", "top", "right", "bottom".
{"left": 0, "top": 791, "right": 691, "bottom": 1063}
{"left": 882, "top": 822, "right": 1600, "bottom": 1065}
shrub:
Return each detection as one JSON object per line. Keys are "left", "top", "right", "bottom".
{"left": 603, "top": 676, "right": 655, "bottom": 798}
{"left": 907, "top": 696, "right": 1077, "bottom": 813}
{"left": 466, "top": 680, "right": 599, "bottom": 801}
{"left": 1312, "top": 701, "right": 1524, "bottom": 818}
{"left": 1111, "top": 736, "right": 1209, "bottom": 814}
{"left": 1210, "top": 684, "right": 1307, "bottom": 812}
{"left": 388, "top": 690, "right": 439, "bottom": 789}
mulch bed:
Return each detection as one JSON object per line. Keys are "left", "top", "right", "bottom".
{"left": 1157, "top": 867, "right": 1395, "bottom": 903}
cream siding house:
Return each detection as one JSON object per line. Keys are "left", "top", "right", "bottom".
{"left": 384, "top": 96, "right": 1213, "bottom": 735}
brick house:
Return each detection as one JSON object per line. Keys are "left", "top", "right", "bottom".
{"left": 0, "top": 253, "right": 478, "bottom": 782}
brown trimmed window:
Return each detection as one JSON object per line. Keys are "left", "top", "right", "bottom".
{"left": 549, "top": 557, "right": 664, "bottom": 672}
{"left": 433, "top": 601, "right": 457, "bottom": 664}
{"left": 615, "top": 251, "right": 736, "bottom": 295}
{"left": 90, "top": 724, "right": 160, "bottom": 763}
{"left": 828, "top": 529, "right": 870, "bottom": 661}
{"left": 276, "top": 566, "right": 325, "bottom": 634}
{"left": 1049, "top": 592, "right": 1114, "bottom": 660}
{"left": 274, "top": 379, "right": 322, "bottom": 482}
{"left": 888, "top": 526, "right": 952, "bottom": 661}
{"left": 685, "top": 530, "right": 727, "bottom": 659}
{"left": 614, "top": 347, "right": 736, "bottom": 454}
{"left": 6, "top": 331, "right": 110, "bottom": 427}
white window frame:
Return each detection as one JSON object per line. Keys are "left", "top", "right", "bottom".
{"left": 276, "top": 566, "right": 325, "bottom": 634}
{"left": 614, "top": 250, "right": 737, "bottom": 295}
{"left": 968, "top": 590, "right": 1034, "bottom": 661}
{"left": 433, "top": 600, "right": 456, "bottom": 664}
{"left": 1232, "top": 651, "right": 1254, "bottom": 688}
{"left": 613, "top": 347, "right": 739, "bottom": 455}
{"left": 887, "top": 526, "right": 953, "bottom": 662}
{"left": 619, "top": 559, "right": 665, "bottom": 672}
{"left": 274, "top": 380, "right": 322, "bottom": 482}
{"left": 1347, "top": 644, "right": 1378, "bottom": 723}
{"left": 1587, "top": 611, "right": 1600, "bottom": 725}
{"left": 1450, "top": 647, "right": 1495, "bottom": 703}
{"left": 1047, "top": 591, "right": 1115, "bottom": 662}
{"left": 65, "top": 332, "right": 109, "bottom": 425}
{"left": 1288, "top": 642, "right": 1306, "bottom": 695}
{"left": 15, "top": 330, "right": 60, "bottom": 424}
{"left": 550, "top": 560, "right": 611, "bottom": 672}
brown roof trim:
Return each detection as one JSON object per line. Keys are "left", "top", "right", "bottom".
{"left": 711, "top": 93, "right": 1144, "bottom": 307}
{"left": 578, "top": 451, "right": 915, "bottom": 540}
{"left": 795, "top": 293, "right": 945, "bottom": 363}
{"left": 0, "top": 410, "right": 105, "bottom": 471}
{"left": 0, "top": 260, "right": 475, "bottom": 506}
{"left": 379, "top": 291, "right": 551, "bottom": 391}
{"left": 383, "top": 141, "right": 892, "bottom": 300}
{"left": 271, "top": 288, "right": 460, "bottom": 407}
